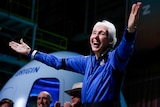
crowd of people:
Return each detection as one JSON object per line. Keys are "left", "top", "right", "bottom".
{"left": 36, "top": 82, "right": 82, "bottom": 107}
{"left": 0, "top": 82, "right": 82, "bottom": 107}
{"left": 4, "top": 1, "right": 142, "bottom": 107}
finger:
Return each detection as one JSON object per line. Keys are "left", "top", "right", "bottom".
{"left": 9, "top": 41, "right": 13, "bottom": 46}
{"left": 10, "top": 44, "right": 18, "bottom": 50}
{"left": 137, "top": 2, "right": 142, "bottom": 7}
{"left": 131, "top": 4, "right": 136, "bottom": 14}
{"left": 131, "top": 2, "right": 141, "bottom": 15}
{"left": 9, "top": 41, "right": 19, "bottom": 47}
{"left": 9, "top": 41, "right": 16, "bottom": 46}
{"left": 136, "top": 2, "right": 142, "bottom": 14}
{"left": 134, "top": 2, "right": 142, "bottom": 15}
{"left": 20, "top": 38, "right": 24, "bottom": 44}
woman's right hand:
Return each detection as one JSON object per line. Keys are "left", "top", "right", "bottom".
{"left": 9, "top": 38, "right": 31, "bottom": 55}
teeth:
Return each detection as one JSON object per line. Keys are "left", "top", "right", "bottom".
{"left": 93, "top": 42, "right": 99, "bottom": 45}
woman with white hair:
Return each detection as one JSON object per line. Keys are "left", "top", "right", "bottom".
{"left": 9, "top": 2, "right": 142, "bottom": 107}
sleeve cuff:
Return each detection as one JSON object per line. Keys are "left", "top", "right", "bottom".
{"left": 125, "top": 27, "right": 137, "bottom": 41}
{"left": 27, "top": 50, "right": 38, "bottom": 59}
{"left": 31, "top": 50, "right": 38, "bottom": 59}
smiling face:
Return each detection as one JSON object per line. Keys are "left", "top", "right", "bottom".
{"left": 37, "top": 91, "right": 52, "bottom": 107}
{"left": 90, "top": 23, "right": 113, "bottom": 59}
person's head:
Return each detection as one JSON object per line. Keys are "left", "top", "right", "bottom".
{"left": 0, "top": 98, "right": 14, "bottom": 107}
{"left": 90, "top": 20, "right": 117, "bottom": 57}
{"left": 37, "top": 91, "right": 52, "bottom": 107}
{"left": 64, "top": 82, "right": 82, "bottom": 107}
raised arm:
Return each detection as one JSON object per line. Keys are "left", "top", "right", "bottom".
{"left": 127, "top": 2, "right": 142, "bottom": 33}
{"left": 9, "top": 38, "right": 31, "bottom": 55}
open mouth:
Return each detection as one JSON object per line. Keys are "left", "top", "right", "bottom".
{"left": 93, "top": 41, "right": 99, "bottom": 45}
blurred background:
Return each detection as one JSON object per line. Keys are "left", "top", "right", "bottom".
{"left": 0, "top": 0, "right": 160, "bottom": 106}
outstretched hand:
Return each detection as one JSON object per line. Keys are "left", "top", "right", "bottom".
{"left": 128, "top": 2, "right": 142, "bottom": 32}
{"left": 9, "top": 38, "right": 31, "bottom": 55}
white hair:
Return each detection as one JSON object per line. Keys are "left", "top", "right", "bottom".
{"left": 94, "top": 20, "right": 117, "bottom": 48}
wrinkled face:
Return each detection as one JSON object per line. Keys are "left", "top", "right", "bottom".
{"left": 0, "top": 103, "right": 11, "bottom": 107}
{"left": 90, "top": 23, "right": 111, "bottom": 57}
{"left": 37, "top": 92, "right": 51, "bottom": 107}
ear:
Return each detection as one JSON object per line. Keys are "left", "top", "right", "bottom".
{"left": 50, "top": 100, "right": 52, "bottom": 105}
{"left": 108, "top": 38, "right": 113, "bottom": 45}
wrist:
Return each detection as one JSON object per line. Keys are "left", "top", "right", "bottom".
{"left": 127, "top": 26, "right": 136, "bottom": 33}
{"left": 26, "top": 48, "right": 31, "bottom": 55}
{"left": 31, "top": 50, "right": 38, "bottom": 59}
{"left": 26, "top": 49, "right": 37, "bottom": 59}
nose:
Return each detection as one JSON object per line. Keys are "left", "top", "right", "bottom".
{"left": 94, "top": 33, "right": 99, "bottom": 38}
